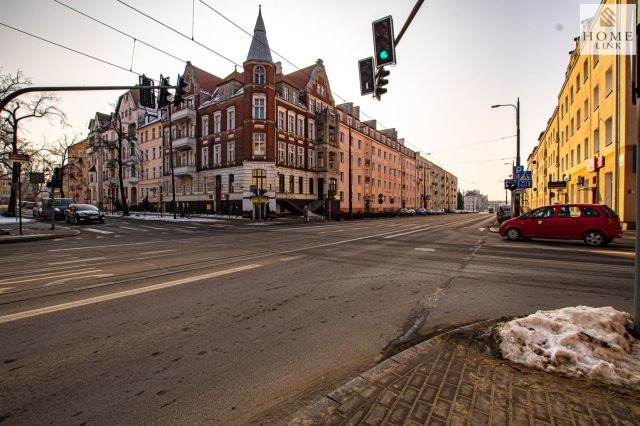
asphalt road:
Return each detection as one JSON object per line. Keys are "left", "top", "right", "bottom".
{"left": 0, "top": 213, "right": 635, "bottom": 425}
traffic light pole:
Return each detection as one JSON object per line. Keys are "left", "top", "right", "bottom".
{"left": 394, "top": 0, "right": 425, "bottom": 48}
{"left": 168, "top": 106, "right": 177, "bottom": 220}
{"left": 348, "top": 126, "right": 353, "bottom": 220}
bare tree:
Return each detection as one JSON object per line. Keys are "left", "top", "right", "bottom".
{"left": 1, "top": 70, "right": 65, "bottom": 216}
{"left": 95, "top": 112, "right": 137, "bottom": 216}
{"left": 45, "top": 133, "right": 81, "bottom": 198}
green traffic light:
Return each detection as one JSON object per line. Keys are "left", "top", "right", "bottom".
{"left": 379, "top": 50, "right": 389, "bottom": 60}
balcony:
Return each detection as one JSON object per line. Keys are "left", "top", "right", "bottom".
{"left": 172, "top": 135, "right": 196, "bottom": 150}
{"left": 174, "top": 165, "right": 196, "bottom": 176}
{"left": 128, "top": 175, "right": 140, "bottom": 184}
{"left": 171, "top": 106, "right": 196, "bottom": 122}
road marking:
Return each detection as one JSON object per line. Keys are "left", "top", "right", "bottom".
{"left": 119, "top": 226, "right": 149, "bottom": 232}
{"left": 138, "top": 249, "right": 177, "bottom": 255}
{"left": 47, "top": 257, "right": 106, "bottom": 266}
{"left": 0, "top": 268, "right": 100, "bottom": 285}
{"left": 84, "top": 228, "right": 114, "bottom": 234}
{"left": 280, "top": 255, "right": 306, "bottom": 261}
{"left": 478, "top": 228, "right": 486, "bottom": 231}
{"left": 140, "top": 225, "right": 167, "bottom": 230}
{"left": 415, "top": 247, "right": 436, "bottom": 252}
{"left": 49, "top": 240, "right": 161, "bottom": 252}
{"left": 0, "top": 264, "right": 261, "bottom": 324}
{"left": 43, "top": 273, "right": 113, "bottom": 287}
{"left": 0, "top": 287, "right": 14, "bottom": 294}
{"left": 489, "top": 243, "right": 634, "bottom": 256}
{"left": 52, "top": 238, "right": 62, "bottom": 241}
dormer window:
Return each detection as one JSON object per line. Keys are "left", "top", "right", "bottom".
{"left": 254, "top": 66, "right": 265, "bottom": 85}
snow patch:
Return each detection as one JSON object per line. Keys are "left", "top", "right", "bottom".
{"left": 0, "top": 216, "right": 34, "bottom": 225}
{"left": 497, "top": 306, "right": 640, "bottom": 389}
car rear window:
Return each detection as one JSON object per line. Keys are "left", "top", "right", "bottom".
{"left": 582, "top": 207, "right": 600, "bottom": 217}
{"left": 601, "top": 205, "right": 619, "bottom": 218}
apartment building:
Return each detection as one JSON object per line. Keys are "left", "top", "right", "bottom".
{"left": 137, "top": 116, "right": 163, "bottom": 209}
{"left": 65, "top": 138, "right": 90, "bottom": 203}
{"left": 526, "top": 1, "right": 637, "bottom": 227}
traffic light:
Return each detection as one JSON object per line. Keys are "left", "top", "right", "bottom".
{"left": 174, "top": 74, "right": 188, "bottom": 106}
{"left": 375, "top": 67, "right": 390, "bottom": 100}
{"left": 358, "top": 57, "right": 375, "bottom": 96}
{"left": 372, "top": 16, "right": 396, "bottom": 67}
{"left": 138, "top": 74, "right": 156, "bottom": 109}
{"left": 158, "top": 75, "right": 170, "bottom": 108}
{"left": 378, "top": 193, "right": 384, "bottom": 204}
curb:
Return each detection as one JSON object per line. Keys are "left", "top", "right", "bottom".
{"left": 0, "top": 229, "right": 80, "bottom": 244}
{"left": 287, "top": 318, "right": 499, "bottom": 426}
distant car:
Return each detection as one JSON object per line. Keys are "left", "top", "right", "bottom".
{"left": 496, "top": 205, "right": 512, "bottom": 223}
{"left": 65, "top": 203, "right": 105, "bottom": 224}
{"left": 398, "top": 208, "right": 409, "bottom": 217}
{"left": 435, "top": 208, "right": 445, "bottom": 215}
{"left": 498, "top": 204, "right": 621, "bottom": 247}
{"left": 406, "top": 209, "right": 416, "bottom": 216}
{"left": 42, "top": 198, "right": 75, "bottom": 220}
{"left": 416, "top": 208, "right": 428, "bottom": 216}
{"left": 426, "top": 209, "right": 437, "bottom": 215}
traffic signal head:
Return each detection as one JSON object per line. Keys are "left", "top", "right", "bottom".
{"left": 138, "top": 74, "right": 156, "bottom": 109}
{"left": 174, "top": 74, "right": 188, "bottom": 106}
{"left": 375, "top": 67, "right": 390, "bottom": 100}
{"left": 358, "top": 57, "right": 375, "bottom": 96}
{"left": 158, "top": 75, "right": 170, "bottom": 108}
{"left": 378, "top": 193, "right": 384, "bottom": 204}
{"left": 372, "top": 16, "right": 396, "bottom": 67}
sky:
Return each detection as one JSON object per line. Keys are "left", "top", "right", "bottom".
{"left": 1, "top": 0, "right": 600, "bottom": 200}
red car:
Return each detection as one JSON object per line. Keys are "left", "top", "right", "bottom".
{"left": 498, "top": 204, "right": 621, "bottom": 246}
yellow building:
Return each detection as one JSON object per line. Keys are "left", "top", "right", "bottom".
{"left": 137, "top": 117, "right": 164, "bottom": 209}
{"left": 527, "top": 1, "right": 637, "bottom": 227}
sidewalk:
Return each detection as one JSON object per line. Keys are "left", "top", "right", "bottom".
{"left": 289, "top": 321, "right": 640, "bottom": 425}
{"left": 0, "top": 217, "right": 79, "bottom": 244}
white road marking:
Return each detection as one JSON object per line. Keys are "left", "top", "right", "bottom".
{"left": 43, "top": 273, "right": 113, "bottom": 287}
{"left": 52, "top": 238, "right": 62, "bottom": 241}
{"left": 140, "top": 225, "right": 167, "bottom": 230}
{"left": 0, "top": 268, "right": 100, "bottom": 285}
{"left": 119, "top": 226, "right": 149, "bottom": 232}
{"left": 279, "top": 255, "right": 306, "bottom": 261}
{"left": 0, "top": 264, "right": 261, "bottom": 324}
{"left": 489, "top": 243, "right": 634, "bottom": 256}
{"left": 138, "top": 249, "right": 177, "bottom": 255}
{"left": 0, "top": 287, "right": 14, "bottom": 294}
{"left": 83, "top": 228, "right": 114, "bottom": 234}
{"left": 115, "top": 235, "right": 121, "bottom": 237}
{"left": 415, "top": 247, "right": 436, "bottom": 252}
{"left": 478, "top": 228, "right": 486, "bottom": 231}
{"left": 47, "top": 257, "right": 106, "bottom": 266}
{"left": 49, "top": 240, "right": 160, "bottom": 252}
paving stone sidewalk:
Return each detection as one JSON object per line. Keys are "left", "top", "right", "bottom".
{"left": 289, "top": 321, "right": 640, "bottom": 425}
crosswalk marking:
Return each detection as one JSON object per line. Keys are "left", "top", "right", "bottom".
{"left": 119, "top": 226, "right": 149, "bottom": 232}
{"left": 84, "top": 227, "right": 114, "bottom": 234}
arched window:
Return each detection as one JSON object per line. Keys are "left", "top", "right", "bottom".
{"left": 254, "top": 66, "right": 265, "bottom": 85}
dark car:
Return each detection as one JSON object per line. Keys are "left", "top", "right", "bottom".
{"left": 65, "top": 203, "right": 105, "bottom": 224}
{"left": 498, "top": 204, "right": 621, "bottom": 247}
{"left": 416, "top": 208, "right": 428, "bottom": 216}
{"left": 42, "top": 198, "right": 75, "bottom": 220}
{"left": 496, "top": 205, "right": 512, "bottom": 223}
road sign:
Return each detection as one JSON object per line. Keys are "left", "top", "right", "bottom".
{"left": 519, "top": 171, "right": 532, "bottom": 182}
{"left": 9, "top": 153, "right": 30, "bottom": 163}
{"left": 517, "top": 179, "right": 529, "bottom": 189}
{"left": 504, "top": 179, "right": 516, "bottom": 190}
{"left": 513, "top": 165, "right": 524, "bottom": 176}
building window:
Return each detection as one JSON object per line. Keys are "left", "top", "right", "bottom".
{"left": 278, "top": 109, "right": 285, "bottom": 130}
{"left": 340, "top": 152, "right": 344, "bottom": 163}
{"left": 604, "top": 117, "right": 613, "bottom": 146}
{"left": 308, "top": 119, "right": 315, "bottom": 140}
{"left": 576, "top": 110, "right": 581, "bottom": 129}
{"left": 577, "top": 145, "right": 581, "bottom": 163}
{"left": 289, "top": 175, "right": 294, "bottom": 193}
{"left": 576, "top": 74, "right": 580, "bottom": 92}
{"left": 279, "top": 174, "right": 285, "bottom": 192}
{"left": 202, "top": 146, "right": 209, "bottom": 168}
{"left": 298, "top": 146, "right": 304, "bottom": 166}
{"left": 583, "top": 60, "right": 588, "bottom": 81}
{"left": 214, "top": 111, "right": 221, "bottom": 134}
{"left": 593, "top": 128, "right": 599, "bottom": 154}
{"left": 298, "top": 176, "right": 303, "bottom": 194}
{"left": 593, "top": 85, "right": 599, "bottom": 110}
{"left": 340, "top": 171, "right": 344, "bottom": 182}
{"left": 152, "top": 147, "right": 156, "bottom": 159}
{"left": 287, "top": 112, "right": 295, "bottom": 133}
{"left": 227, "top": 141, "right": 235, "bottom": 163}
{"left": 308, "top": 149, "right": 315, "bottom": 169}
{"left": 227, "top": 107, "right": 235, "bottom": 130}
{"left": 309, "top": 178, "right": 314, "bottom": 195}
{"left": 213, "top": 144, "right": 221, "bottom": 165}
{"left": 308, "top": 98, "right": 314, "bottom": 112}
{"left": 254, "top": 65, "right": 265, "bottom": 85}
{"left": 570, "top": 119, "right": 574, "bottom": 136}
{"left": 278, "top": 141, "right": 285, "bottom": 162}
{"left": 202, "top": 115, "right": 209, "bottom": 136}
{"left": 584, "top": 137, "right": 589, "bottom": 159}
{"left": 229, "top": 174, "right": 235, "bottom": 192}
{"left": 605, "top": 67, "right": 613, "bottom": 96}
{"left": 288, "top": 144, "right": 295, "bottom": 164}
{"left": 571, "top": 150, "right": 574, "bottom": 167}
{"left": 584, "top": 99, "right": 589, "bottom": 120}
{"left": 253, "top": 95, "right": 266, "bottom": 119}
{"left": 283, "top": 87, "right": 289, "bottom": 101}
{"left": 253, "top": 133, "right": 266, "bottom": 156}
{"left": 297, "top": 116, "right": 304, "bottom": 136}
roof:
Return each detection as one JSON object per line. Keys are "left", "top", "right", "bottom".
{"left": 246, "top": 7, "right": 273, "bottom": 63}
{"left": 222, "top": 69, "right": 244, "bottom": 83}
{"left": 191, "top": 63, "right": 223, "bottom": 93}
{"left": 280, "top": 64, "right": 315, "bottom": 90}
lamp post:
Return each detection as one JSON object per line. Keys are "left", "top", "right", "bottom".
{"left": 493, "top": 98, "right": 521, "bottom": 215}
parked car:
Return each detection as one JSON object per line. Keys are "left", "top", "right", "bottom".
{"left": 65, "top": 203, "right": 105, "bottom": 224}
{"left": 416, "top": 208, "right": 428, "bottom": 216}
{"left": 435, "top": 208, "right": 446, "bottom": 215}
{"left": 426, "top": 209, "right": 437, "bottom": 215}
{"left": 498, "top": 204, "right": 621, "bottom": 246}
{"left": 496, "top": 205, "right": 512, "bottom": 223}
{"left": 32, "top": 204, "right": 42, "bottom": 218}
{"left": 406, "top": 209, "right": 416, "bottom": 216}
{"left": 398, "top": 208, "right": 409, "bottom": 217}
{"left": 42, "top": 198, "right": 75, "bottom": 220}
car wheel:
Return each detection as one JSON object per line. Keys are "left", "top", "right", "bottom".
{"left": 506, "top": 227, "right": 522, "bottom": 241}
{"left": 584, "top": 230, "right": 606, "bottom": 247}
{"left": 65, "top": 216, "right": 70, "bottom": 224}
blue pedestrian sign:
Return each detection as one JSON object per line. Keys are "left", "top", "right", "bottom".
{"left": 515, "top": 170, "right": 533, "bottom": 189}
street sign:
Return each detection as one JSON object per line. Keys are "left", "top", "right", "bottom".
{"left": 250, "top": 196, "right": 268, "bottom": 204}
{"left": 8, "top": 153, "right": 30, "bottom": 163}
{"left": 513, "top": 165, "right": 524, "bottom": 176}
{"left": 516, "top": 171, "right": 532, "bottom": 188}
{"left": 504, "top": 179, "right": 516, "bottom": 190}
{"left": 548, "top": 181, "right": 567, "bottom": 189}
{"left": 517, "top": 179, "right": 528, "bottom": 189}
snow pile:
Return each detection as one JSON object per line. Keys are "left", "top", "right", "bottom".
{"left": 497, "top": 306, "right": 640, "bottom": 389}
{"left": 0, "top": 216, "right": 33, "bottom": 225}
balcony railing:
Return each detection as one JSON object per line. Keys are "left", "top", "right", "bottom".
{"left": 170, "top": 105, "right": 196, "bottom": 122}
{"left": 174, "top": 165, "right": 196, "bottom": 175}
{"left": 172, "top": 135, "right": 196, "bottom": 150}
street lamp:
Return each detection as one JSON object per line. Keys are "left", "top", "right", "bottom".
{"left": 493, "top": 100, "right": 520, "bottom": 215}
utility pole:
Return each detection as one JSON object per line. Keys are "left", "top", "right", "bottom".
{"left": 167, "top": 105, "right": 177, "bottom": 219}
{"left": 348, "top": 125, "right": 353, "bottom": 219}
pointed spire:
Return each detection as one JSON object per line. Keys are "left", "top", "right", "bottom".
{"left": 246, "top": 7, "right": 273, "bottom": 63}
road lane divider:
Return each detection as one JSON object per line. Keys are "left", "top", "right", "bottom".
{"left": 118, "top": 226, "right": 149, "bottom": 232}
{"left": 83, "top": 228, "right": 114, "bottom": 234}
{"left": 47, "top": 257, "right": 106, "bottom": 266}
{"left": 415, "top": 248, "right": 436, "bottom": 252}
{"left": 43, "top": 273, "right": 113, "bottom": 287}
{"left": 0, "top": 264, "right": 261, "bottom": 324}
{"left": 0, "top": 268, "right": 99, "bottom": 285}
